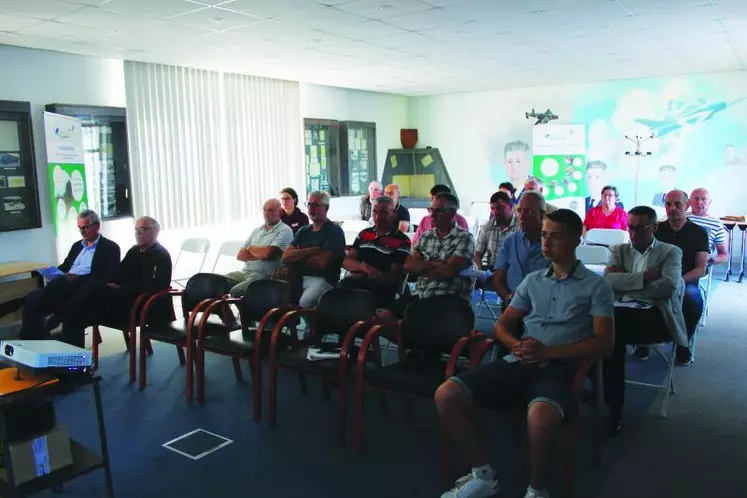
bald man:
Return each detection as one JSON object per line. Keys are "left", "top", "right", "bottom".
{"left": 60, "top": 216, "right": 173, "bottom": 347}
{"left": 653, "top": 189, "right": 709, "bottom": 365}
{"left": 225, "top": 198, "right": 293, "bottom": 297}
{"left": 688, "top": 188, "right": 728, "bottom": 264}
{"left": 383, "top": 183, "right": 411, "bottom": 232}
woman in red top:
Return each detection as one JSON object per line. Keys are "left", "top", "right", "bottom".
{"left": 583, "top": 185, "right": 628, "bottom": 235}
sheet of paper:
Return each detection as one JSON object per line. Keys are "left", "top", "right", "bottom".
{"left": 421, "top": 154, "right": 433, "bottom": 167}
{"left": 8, "top": 176, "right": 26, "bottom": 188}
{"left": 319, "top": 129, "right": 325, "bottom": 141}
{"left": 304, "top": 130, "right": 312, "bottom": 145}
{"left": 36, "top": 266, "right": 64, "bottom": 281}
{"left": 391, "top": 155, "right": 398, "bottom": 168}
{"left": 309, "top": 160, "right": 320, "bottom": 177}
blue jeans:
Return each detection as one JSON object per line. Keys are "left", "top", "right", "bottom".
{"left": 682, "top": 283, "right": 704, "bottom": 340}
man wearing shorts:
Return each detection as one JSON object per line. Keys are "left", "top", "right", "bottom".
{"left": 434, "top": 209, "right": 615, "bottom": 498}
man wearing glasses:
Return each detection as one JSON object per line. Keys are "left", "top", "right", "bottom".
{"left": 282, "top": 191, "right": 346, "bottom": 308}
{"left": 602, "top": 205, "right": 686, "bottom": 435}
{"left": 412, "top": 185, "right": 469, "bottom": 244}
{"left": 59, "top": 216, "right": 172, "bottom": 347}
{"left": 20, "top": 209, "right": 121, "bottom": 341}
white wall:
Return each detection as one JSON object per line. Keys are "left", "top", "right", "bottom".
{"left": 299, "top": 83, "right": 409, "bottom": 218}
{"left": 0, "top": 45, "right": 127, "bottom": 265}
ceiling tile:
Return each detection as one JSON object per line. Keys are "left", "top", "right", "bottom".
{"left": 267, "top": 3, "right": 369, "bottom": 28}
{"left": 320, "top": 19, "right": 410, "bottom": 39}
{"left": 713, "top": 0, "right": 747, "bottom": 18}
{"left": 334, "top": 0, "right": 433, "bottom": 19}
{"left": 0, "top": 13, "right": 44, "bottom": 31}
{"left": 20, "top": 19, "right": 117, "bottom": 42}
{"left": 0, "top": 0, "right": 85, "bottom": 21}
{"left": 103, "top": 0, "right": 206, "bottom": 19}
{"left": 56, "top": 6, "right": 155, "bottom": 31}
{"left": 169, "top": 5, "right": 265, "bottom": 31}
{"left": 60, "top": 0, "right": 113, "bottom": 5}
{"left": 216, "top": 0, "right": 317, "bottom": 19}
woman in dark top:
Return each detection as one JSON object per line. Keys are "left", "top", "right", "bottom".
{"left": 499, "top": 181, "right": 517, "bottom": 205}
{"left": 279, "top": 187, "right": 310, "bottom": 234}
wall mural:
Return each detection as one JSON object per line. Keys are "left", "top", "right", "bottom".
{"left": 489, "top": 76, "right": 747, "bottom": 217}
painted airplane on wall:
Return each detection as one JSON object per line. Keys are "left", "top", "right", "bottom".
{"left": 525, "top": 108, "right": 558, "bottom": 125}
{"left": 636, "top": 96, "right": 747, "bottom": 137}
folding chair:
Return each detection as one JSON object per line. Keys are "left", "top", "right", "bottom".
{"left": 585, "top": 228, "right": 628, "bottom": 247}
{"left": 210, "top": 240, "right": 244, "bottom": 273}
{"left": 698, "top": 263, "right": 713, "bottom": 327}
{"left": 172, "top": 238, "right": 211, "bottom": 288}
{"left": 625, "top": 342, "right": 676, "bottom": 417}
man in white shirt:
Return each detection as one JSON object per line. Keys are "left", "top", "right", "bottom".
{"left": 603, "top": 205, "right": 686, "bottom": 435}
{"left": 688, "top": 187, "right": 728, "bottom": 264}
{"left": 225, "top": 198, "right": 293, "bottom": 297}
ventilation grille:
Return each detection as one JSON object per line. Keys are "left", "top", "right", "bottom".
{"left": 46, "top": 355, "right": 90, "bottom": 367}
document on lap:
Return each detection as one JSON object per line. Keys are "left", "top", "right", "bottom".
{"left": 614, "top": 295, "right": 653, "bottom": 309}
{"left": 35, "top": 266, "right": 65, "bottom": 281}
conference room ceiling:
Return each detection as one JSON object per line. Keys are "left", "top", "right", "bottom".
{"left": 1, "top": 0, "right": 745, "bottom": 96}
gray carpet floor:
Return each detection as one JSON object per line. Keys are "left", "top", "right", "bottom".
{"left": 597, "top": 272, "right": 747, "bottom": 498}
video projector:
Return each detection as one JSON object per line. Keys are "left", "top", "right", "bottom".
{"left": 0, "top": 340, "right": 92, "bottom": 376}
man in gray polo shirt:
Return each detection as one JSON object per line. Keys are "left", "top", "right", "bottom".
{"left": 225, "top": 198, "right": 293, "bottom": 297}
{"left": 434, "top": 209, "right": 615, "bottom": 498}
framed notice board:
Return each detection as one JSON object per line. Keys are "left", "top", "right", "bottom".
{"left": 304, "top": 119, "right": 340, "bottom": 197}
{"left": 0, "top": 101, "right": 41, "bottom": 232}
{"left": 340, "top": 121, "right": 376, "bottom": 197}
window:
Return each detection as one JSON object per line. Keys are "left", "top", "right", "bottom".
{"left": 303, "top": 119, "right": 377, "bottom": 198}
{"left": 0, "top": 100, "right": 42, "bottom": 232}
{"left": 45, "top": 104, "right": 133, "bottom": 220}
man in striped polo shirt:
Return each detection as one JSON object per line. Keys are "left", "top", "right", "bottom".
{"left": 341, "top": 195, "right": 411, "bottom": 312}
{"left": 688, "top": 188, "right": 728, "bottom": 264}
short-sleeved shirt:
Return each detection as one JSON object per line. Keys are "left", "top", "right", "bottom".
{"left": 412, "top": 213, "right": 469, "bottom": 244}
{"left": 242, "top": 222, "right": 293, "bottom": 276}
{"left": 413, "top": 225, "right": 475, "bottom": 300}
{"left": 281, "top": 207, "right": 310, "bottom": 234}
{"left": 394, "top": 203, "right": 410, "bottom": 226}
{"left": 511, "top": 262, "right": 615, "bottom": 348}
{"left": 687, "top": 214, "right": 727, "bottom": 253}
{"left": 291, "top": 220, "right": 346, "bottom": 284}
{"left": 352, "top": 227, "right": 411, "bottom": 273}
{"left": 475, "top": 215, "right": 519, "bottom": 268}
{"left": 495, "top": 231, "right": 549, "bottom": 292}
{"left": 655, "top": 220, "right": 709, "bottom": 274}
{"left": 583, "top": 206, "right": 628, "bottom": 231}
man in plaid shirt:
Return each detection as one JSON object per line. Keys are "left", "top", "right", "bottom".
{"left": 474, "top": 190, "right": 518, "bottom": 269}
{"left": 404, "top": 192, "right": 475, "bottom": 303}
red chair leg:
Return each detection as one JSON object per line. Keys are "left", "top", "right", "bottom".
{"left": 268, "top": 362, "right": 278, "bottom": 426}
{"left": 353, "top": 380, "right": 365, "bottom": 452}
{"left": 139, "top": 334, "right": 147, "bottom": 389}
{"left": 197, "top": 345, "right": 206, "bottom": 405}
{"left": 250, "top": 358, "right": 261, "bottom": 422}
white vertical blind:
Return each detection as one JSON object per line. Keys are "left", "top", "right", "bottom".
{"left": 124, "top": 61, "right": 303, "bottom": 230}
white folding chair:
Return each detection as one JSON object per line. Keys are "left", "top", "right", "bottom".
{"left": 172, "top": 238, "right": 211, "bottom": 288}
{"left": 210, "top": 240, "right": 244, "bottom": 273}
{"left": 408, "top": 208, "right": 429, "bottom": 231}
{"left": 576, "top": 245, "right": 610, "bottom": 276}
{"left": 625, "top": 342, "right": 677, "bottom": 418}
{"left": 585, "top": 228, "right": 629, "bottom": 247}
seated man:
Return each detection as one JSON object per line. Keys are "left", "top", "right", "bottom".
{"left": 341, "top": 195, "right": 411, "bottom": 310}
{"left": 359, "top": 180, "right": 382, "bottom": 221}
{"left": 518, "top": 177, "right": 558, "bottom": 213}
{"left": 688, "top": 187, "right": 728, "bottom": 264}
{"left": 474, "top": 190, "right": 518, "bottom": 269}
{"left": 225, "top": 198, "right": 293, "bottom": 297}
{"left": 435, "top": 209, "right": 614, "bottom": 498}
{"left": 60, "top": 216, "right": 172, "bottom": 348}
{"left": 281, "top": 191, "right": 346, "bottom": 309}
{"left": 603, "top": 205, "right": 686, "bottom": 435}
{"left": 492, "top": 191, "right": 550, "bottom": 309}
{"left": 412, "top": 185, "right": 469, "bottom": 244}
{"left": 383, "top": 183, "right": 411, "bottom": 233}
{"left": 402, "top": 192, "right": 475, "bottom": 311}
{"left": 20, "top": 209, "right": 121, "bottom": 340}
{"left": 653, "top": 189, "right": 708, "bottom": 365}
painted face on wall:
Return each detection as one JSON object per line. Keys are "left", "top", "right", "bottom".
{"left": 505, "top": 148, "right": 530, "bottom": 185}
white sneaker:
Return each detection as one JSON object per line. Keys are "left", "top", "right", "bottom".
{"left": 441, "top": 470, "right": 499, "bottom": 498}
{"left": 523, "top": 487, "right": 549, "bottom": 498}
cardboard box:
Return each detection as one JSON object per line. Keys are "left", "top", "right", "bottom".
{"left": 0, "top": 426, "right": 73, "bottom": 485}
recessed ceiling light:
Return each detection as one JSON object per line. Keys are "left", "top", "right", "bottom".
{"left": 210, "top": 16, "right": 226, "bottom": 24}
{"left": 376, "top": 4, "right": 394, "bottom": 11}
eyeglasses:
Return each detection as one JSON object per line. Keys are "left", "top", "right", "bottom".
{"left": 134, "top": 226, "right": 154, "bottom": 234}
{"left": 78, "top": 224, "right": 91, "bottom": 232}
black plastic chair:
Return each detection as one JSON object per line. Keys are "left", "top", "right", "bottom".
{"left": 138, "top": 273, "right": 234, "bottom": 393}
{"left": 266, "top": 287, "right": 378, "bottom": 438}
{"left": 194, "top": 279, "right": 293, "bottom": 420}
{"left": 352, "top": 296, "right": 479, "bottom": 452}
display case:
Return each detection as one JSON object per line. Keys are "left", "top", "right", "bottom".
{"left": 0, "top": 101, "right": 42, "bottom": 232}
{"left": 340, "top": 121, "right": 376, "bottom": 197}
{"left": 45, "top": 104, "right": 132, "bottom": 220}
{"left": 381, "top": 148, "right": 456, "bottom": 209}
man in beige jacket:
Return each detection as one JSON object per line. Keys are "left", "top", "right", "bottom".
{"left": 603, "top": 205, "right": 685, "bottom": 435}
